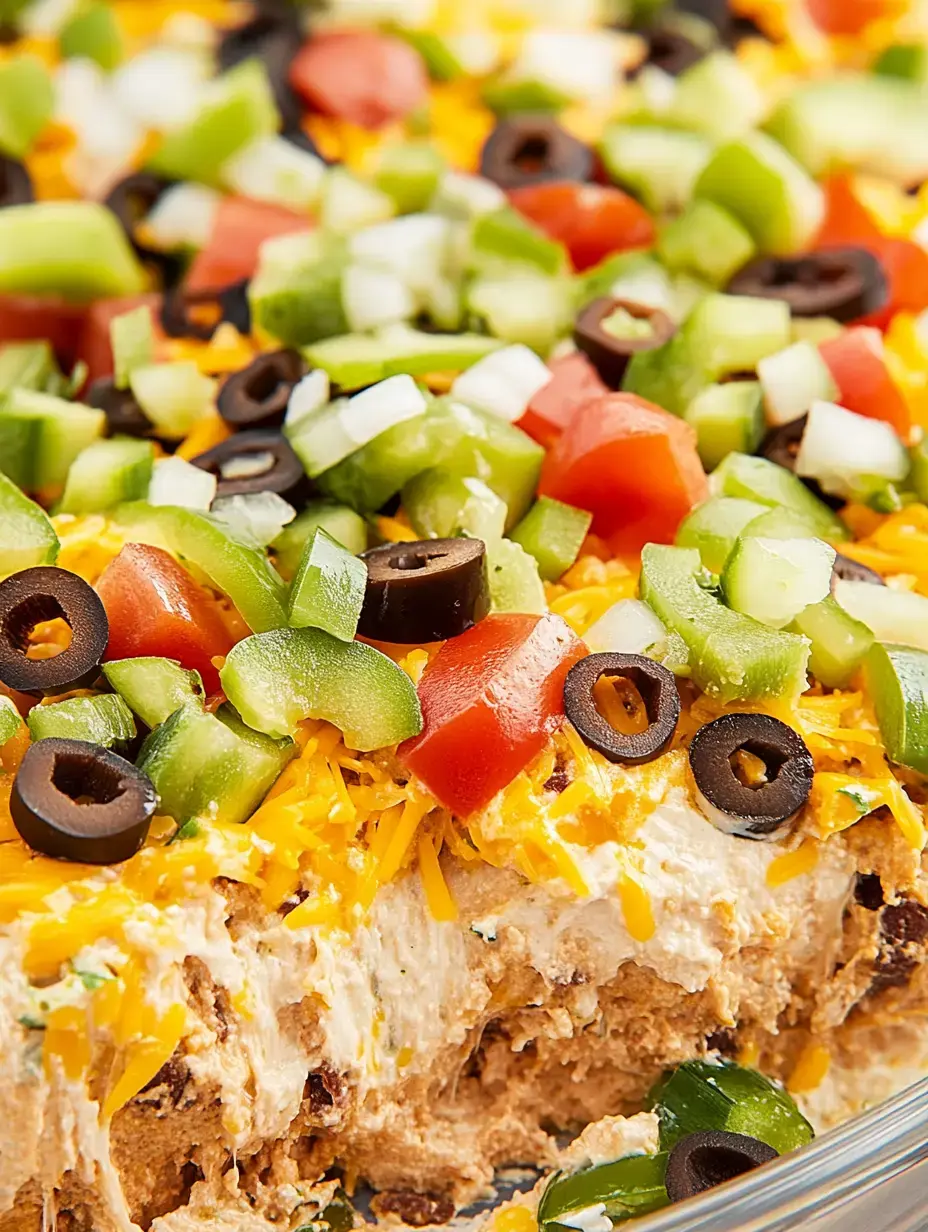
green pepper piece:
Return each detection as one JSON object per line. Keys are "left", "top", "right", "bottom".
{"left": 59, "top": 2, "right": 123, "bottom": 71}
{"left": 220, "top": 627, "right": 423, "bottom": 748}
{"left": 57, "top": 437, "right": 154, "bottom": 515}
{"left": 288, "top": 527, "right": 366, "bottom": 640}
{"left": 873, "top": 44, "right": 928, "bottom": 83}
{"left": 865, "top": 642, "right": 928, "bottom": 775}
{"left": 684, "top": 380, "right": 765, "bottom": 471}
{"left": 0, "top": 340, "right": 59, "bottom": 397}
{"left": 482, "top": 76, "right": 569, "bottom": 116}
{"left": 112, "top": 502, "right": 289, "bottom": 634}
{"left": 103, "top": 657, "right": 205, "bottom": 729}
{"left": 0, "top": 695, "right": 21, "bottom": 748}
{"left": 623, "top": 332, "right": 707, "bottom": 418}
{"left": 486, "top": 537, "right": 547, "bottom": 614}
{"left": 710, "top": 452, "right": 849, "bottom": 542}
{"left": 470, "top": 207, "right": 568, "bottom": 276}
{"left": 509, "top": 496, "right": 591, "bottom": 581}
{"left": 320, "top": 168, "right": 396, "bottom": 235}
{"left": 600, "top": 124, "right": 712, "bottom": 215}
{"left": 721, "top": 534, "right": 835, "bottom": 630}
{"left": 303, "top": 326, "right": 501, "bottom": 390}
{"left": 539, "top": 1154, "right": 669, "bottom": 1228}
{"left": 27, "top": 693, "right": 136, "bottom": 748}
{"left": 138, "top": 700, "right": 296, "bottom": 827}
{"left": 0, "top": 202, "right": 145, "bottom": 301}
{"left": 402, "top": 468, "right": 507, "bottom": 542}
{"left": 650, "top": 1060, "right": 814, "bottom": 1155}
{"left": 111, "top": 304, "right": 155, "bottom": 390}
{"left": 272, "top": 501, "right": 368, "bottom": 580}
{"left": 909, "top": 437, "right": 928, "bottom": 504}
{"left": 0, "top": 469, "right": 58, "bottom": 577}
{"left": 684, "top": 294, "right": 792, "bottom": 381}
{"left": 0, "top": 55, "right": 53, "bottom": 159}
{"left": 791, "top": 596, "right": 873, "bottom": 689}
{"left": 640, "top": 544, "right": 811, "bottom": 702}
{"left": 129, "top": 361, "right": 215, "bottom": 440}
{"left": 675, "top": 496, "right": 767, "bottom": 573}
{"left": 0, "top": 389, "right": 106, "bottom": 492}
{"left": 374, "top": 142, "right": 446, "bottom": 214}
{"left": 668, "top": 50, "right": 764, "bottom": 141}
{"left": 394, "top": 27, "right": 465, "bottom": 80}
{"left": 466, "top": 273, "right": 576, "bottom": 354}
{"left": 147, "top": 60, "right": 278, "bottom": 187}
{"left": 658, "top": 198, "right": 756, "bottom": 288}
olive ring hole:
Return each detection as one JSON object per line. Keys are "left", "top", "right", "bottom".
{"left": 593, "top": 673, "right": 656, "bottom": 737}
{"left": 512, "top": 135, "right": 552, "bottom": 172}
{"left": 687, "top": 1144, "right": 759, "bottom": 1189}
{"left": 391, "top": 551, "right": 443, "bottom": 572}
{"left": 564, "top": 653, "right": 680, "bottom": 766}
{"left": 52, "top": 752, "right": 125, "bottom": 807}
{"left": 728, "top": 741, "right": 786, "bottom": 790}
{"left": 5, "top": 594, "right": 71, "bottom": 654}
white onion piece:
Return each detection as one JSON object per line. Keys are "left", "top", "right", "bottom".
{"left": 112, "top": 48, "right": 209, "bottom": 131}
{"left": 148, "top": 457, "right": 216, "bottom": 510}
{"left": 348, "top": 214, "right": 451, "bottom": 296}
{"left": 583, "top": 599, "right": 668, "bottom": 658}
{"left": 508, "top": 29, "right": 622, "bottom": 103}
{"left": 55, "top": 60, "right": 141, "bottom": 196}
{"left": 608, "top": 263, "right": 675, "bottom": 316}
{"left": 222, "top": 136, "right": 325, "bottom": 213}
{"left": 140, "top": 183, "right": 220, "bottom": 252}
{"left": 834, "top": 579, "right": 928, "bottom": 653}
{"left": 795, "top": 399, "right": 909, "bottom": 498}
{"left": 430, "top": 171, "right": 506, "bottom": 220}
{"left": 285, "top": 370, "right": 330, "bottom": 431}
{"left": 757, "top": 341, "right": 839, "bottom": 426}
{"left": 341, "top": 264, "right": 417, "bottom": 333}
{"left": 211, "top": 493, "right": 296, "bottom": 548}
{"left": 451, "top": 345, "right": 552, "bottom": 422}
{"left": 23, "top": 0, "right": 78, "bottom": 36}
{"left": 342, "top": 374, "right": 427, "bottom": 445}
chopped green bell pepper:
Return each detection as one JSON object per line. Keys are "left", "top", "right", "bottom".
{"left": 111, "top": 304, "right": 155, "bottom": 390}
{"left": 873, "top": 44, "right": 928, "bottom": 83}
{"left": 510, "top": 496, "right": 591, "bottom": 581}
{"left": 272, "top": 501, "right": 368, "bottom": 580}
{"left": 685, "top": 380, "right": 765, "bottom": 471}
{"left": 57, "top": 437, "right": 154, "bottom": 515}
{"left": 640, "top": 544, "right": 811, "bottom": 701}
{"left": 470, "top": 207, "right": 567, "bottom": 277}
{"left": 0, "top": 468, "right": 58, "bottom": 577}
{"left": 486, "top": 537, "right": 547, "bottom": 615}
{"left": 685, "top": 294, "right": 792, "bottom": 381}
{"left": 600, "top": 124, "right": 712, "bottom": 214}
{"left": 669, "top": 50, "right": 765, "bottom": 141}
{"left": 658, "top": 198, "right": 756, "bottom": 288}
{"left": 28, "top": 693, "right": 136, "bottom": 748}
{"left": 0, "top": 389, "right": 105, "bottom": 492}
{"left": 0, "top": 202, "right": 145, "bottom": 301}
{"left": 320, "top": 168, "right": 396, "bottom": 235}
{"left": 722, "top": 534, "right": 835, "bottom": 630}
{"left": 0, "top": 55, "right": 53, "bottom": 159}
{"left": 0, "top": 695, "right": 22, "bottom": 748}
{"left": 402, "top": 468, "right": 507, "bottom": 542}
{"left": 303, "top": 326, "right": 501, "bottom": 391}
{"left": 103, "top": 656, "right": 205, "bottom": 729}
{"left": 538, "top": 1153, "right": 669, "bottom": 1230}
{"left": 466, "top": 273, "right": 575, "bottom": 354}
{"left": 129, "top": 361, "right": 215, "bottom": 440}
{"left": 710, "top": 452, "right": 849, "bottom": 542}
{"left": 59, "top": 2, "right": 123, "bottom": 71}
{"left": 675, "top": 496, "right": 768, "bottom": 574}
{"left": 138, "top": 700, "right": 296, "bottom": 827}
{"left": 909, "top": 437, "right": 928, "bottom": 504}
{"left": 220, "top": 627, "right": 423, "bottom": 749}
{"left": 374, "top": 143, "right": 445, "bottom": 214}
{"left": 791, "top": 596, "right": 873, "bottom": 690}
{"left": 0, "top": 340, "right": 58, "bottom": 398}
{"left": 288, "top": 528, "right": 366, "bottom": 641}
{"left": 866, "top": 642, "right": 928, "bottom": 774}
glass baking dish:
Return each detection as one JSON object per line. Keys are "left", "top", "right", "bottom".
{"left": 633, "top": 1076, "right": 928, "bottom": 1231}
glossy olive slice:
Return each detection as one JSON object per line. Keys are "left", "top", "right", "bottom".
{"left": 87, "top": 376, "right": 156, "bottom": 439}
{"left": 480, "top": 117, "right": 594, "bottom": 190}
{"left": 103, "top": 171, "right": 174, "bottom": 258}
{"left": 358, "top": 538, "right": 490, "bottom": 644}
{"left": 218, "top": 12, "right": 303, "bottom": 129}
{"left": 564, "top": 652, "right": 680, "bottom": 765}
{"left": 11, "top": 738, "right": 157, "bottom": 864}
{"left": 727, "top": 247, "right": 887, "bottom": 323}
{"left": 0, "top": 155, "right": 34, "bottom": 207}
{"left": 161, "top": 280, "right": 251, "bottom": 341}
{"left": 689, "top": 712, "right": 814, "bottom": 840}
{"left": 665, "top": 1131, "right": 778, "bottom": 1204}
{"left": 759, "top": 416, "right": 843, "bottom": 511}
{"left": 191, "top": 429, "right": 306, "bottom": 500}
{"left": 217, "top": 350, "right": 306, "bottom": 429}
{"left": 574, "top": 297, "right": 676, "bottom": 388}
{"left": 0, "top": 567, "right": 109, "bottom": 696}
{"left": 630, "top": 26, "right": 706, "bottom": 77}
{"left": 831, "top": 553, "right": 885, "bottom": 588}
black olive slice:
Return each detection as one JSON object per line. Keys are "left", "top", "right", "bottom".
{"left": 831, "top": 553, "right": 885, "bottom": 588}
{"left": 217, "top": 350, "right": 306, "bottom": 429}
{"left": 0, "top": 155, "right": 34, "bottom": 207}
{"left": 574, "top": 297, "right": 677, "bottom": 388}
{"left": 689, "top": 712, "right": 814, "bottom": 840}
{"left": 161, "top": 280, "right": 252, "bottom": 341}
{"left": 665, "top": 1130, "right": 779, "bottom": 1204}
{"left": 87, "top": 376, "right": 156, "bottom": 439}
{"left": 218, "top": 12, "right": 304, "bottom": 129}
{"left": 103, "top": 172, "right": 175, "bottom": 262}
{"left": 759, "top": 416, "right": 843, "bottom": 511}
{"left": 479, "top": 117, "right": 594, "bottom": 190}
{"left": 191, "top": 429, "right": 307, "bottom": 500}
{"left": 630, "top": 27, "right": 706, "bottom": 77}
{"left": 727, "top": 247, "right": 888, "bottom": 323}
{"left": 11, "top": 738, "right": 157, "bottom": 864}
{"left": 358, "top": 539, "right": 490, "bottom": 644}
{"left": 0, "top": 568, "right": 109, "bottom": 696}
{"left": 564, "top": 652, "right": 680, "bottom": 765}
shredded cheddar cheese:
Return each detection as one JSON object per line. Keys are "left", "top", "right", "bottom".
{"left": 787, "top": 1041, "right": 832, "bottom": 1094}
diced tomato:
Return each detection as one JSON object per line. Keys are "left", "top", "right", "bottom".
{"left": 819, "top": 327, "right": 911, "bottom": 436}
{"left": 401, "top": 613, "right": 586, "bottom": 817}
{"left": 77, "top": 293, "right": 163, "bottom": 387}
{"left": 517, "top": 353, "right": 608, "bottom": 449}
{"left": 96, "top": 543, "right": 237, "bottom": 695}
{"left": 508, "top": 182, "right": 656, "bottom": 273}
{"left": 185, "top": 196, "right": 311, "bottom": 293}
{"left": 0, "top": 293, "right": 88, "bottom": 366}
{"left": 816, "top": 175, "right": 883, "bottom": 249}
{"left": 539, "top": 392, "right": 708, "bottom": 556}
{"left": 805, "top": 0, "right": 906, "bottom": 35}
{"left": 290, "top": 31, "right": 428, "bottom": 129}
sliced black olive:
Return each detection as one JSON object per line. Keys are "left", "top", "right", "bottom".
{"left": 11, "top": 738, "right": 157, "bottom": 864}
{"left": 191, "top": 429, "right": 307, "bottom": 501}
{"left": 218, "top": 12, "right": 304, "bottom": 129}
{"left": 630, "top": 27, "right": 706, "bottom": 77}
{"left": 479, "top": 117, "right": 594, "bottom": 190}
{"left": 674, "top": 0, "right": 731, "bottom": 32}
{"left": 217, "top": 350, "right": 306, "bottom": 429}
{"left": 87, "top": 377, "right": 156, "bottom": 439}
{"left": 574, "top": 297, "right": 677, "bottom": 388}
{"left": 0, "top": 155, "right": 34, "bottom": 207}
{"left": 0, "top": 567, "right": 108, "bottom": 696}
{"left": 727, "top": 247, "right": 888, "bottom": 323}
{"left": 103, "top": 172, "right": 178, "bottom": 280}
{"left": 831, "top": 553, "right": 885, "bottom": 588}
{"left": 358, "top": 539, "right": 489, "bottom": 644}
{"left": 564, "top": 652, "right": 680, "bottom": 765}
{"left": 759, "top": 416, "right": 843, "bottom": 511}
{"left": 161, "top": 280, "right": 252, "bottom": 341}
{"left": 665, "top": 1131, "right": 779, "bottom": 1204}
{"left": 689, "top": 712, "right": 814, "bottom": 840}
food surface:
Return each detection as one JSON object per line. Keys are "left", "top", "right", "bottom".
{"left": 1, "top": 0, "right": 928, "bottom": 1230}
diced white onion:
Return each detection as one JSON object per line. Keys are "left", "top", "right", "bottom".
{"left": 348, "top": 213, "right": 451, "bottom": 296}
{"left": 583, "top": 599, "right": 668, "bottom": 658}
{"left": 341, "top": 264, "right": 417, "bottom": 333}
{"left": 55, "top": 60, "right": 142, "bottom": 196}
{"left": 608, "top": 263, "right": 675, "bottom": 316}
{"left": 112, "top": 48, "right": 209, "bottom": 131}
{"left": 451, "top": 344, "right": 552, "bottom": 422}
{"left": 222, "top": 136, "right": 325, "bottom": 213}
{"left": 558, "top": 1205, "right": 612, "bottom": 1232}
{"left": 341, "top": 374, "right": 427, "bottom": 445}
{"left": 148, "top": 457, "right": 216, "bottom": 510}
{"left": 446, "top": 32, "right": 500, "bottom": 76}
{"left": 139, "top": 183, "right": 221, "bottom": 252}
{"left": 508, "top": 29, "right": 622, "bottom": 103}
{"left": 835, "top": 579, "right": 928, "bottom": 653}
{"left": 757, "top": 340, "right": 839, "bottom": 426}
{"left": 795, "top": 399, "right": 909, "bottom": 498}
{"left": 23, "top": 0, "right": 79, "bottom": 36}
{"left": 430, "top": 171, "right": 506, "bottom": 220}
{"left": 285, "top": 370, "right": 330, "bottom": 431}
{"left": 210, "top": 492, "right": 296, "bottom": 549}
{"left": 159, "top": 13, "right": 219, "bottom": 50}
